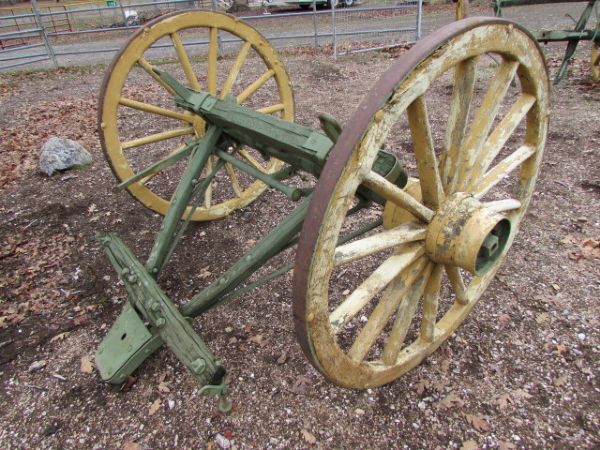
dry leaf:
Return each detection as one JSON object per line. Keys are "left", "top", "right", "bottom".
{"left": 435, "top": 393, "right": 464, "bottom": 410}
{"left": 415, "top": 380, "right": 431, "bottom": 395}
{"left": 122, "top": 441, "right": 140, "bottom": 450}
{"left": 464, "top": 413, "right": 492, "bottom": 432}
{"left": 149, "top": 398, "right": 161, "bottom": 415}
{"left": 199, "top": 266, "right": 211, "bottom": 279}
{"left": 277, "top": 351, "right": 287, "bottom": 365}
{"left": 290, "top": 375, "right": 311, "bottom": 395}
{"left": 50, "top": 331, "right": 70, "bottom": 343}
{"left": 301, "top": 429, "right": 317, "bottom": 445}
{"left": 87, "top": 204, "right": 97, "bottom": 214}
{"left": 498, "top": 313, "right": 511, "bottom": 327}
{"left": 512, "top": 388, "right": 532, "bottom": 400}
{"left": 28, "top": 360, "right": 47, "bottom": 372}
{"left": 460, "top": 439, "right": 479, "bottom": 450}
{"left": 535, "top": 312, "right": 549, "bottom": 324}
{"left": 498, "top": 440, "right": 516, "bottom": 450}
{"left": 495, "top": 393, "right": 512, "bottom": 411}
{"left": 158, "top": 381, "right": 171, "bottom": 393}
{"left": 80, "top": 355, "right": 94, "bottom": 374}
{"left": 553, "top": 375, "right": 568, "bottom": 387}
{"left": 248, "top": 334, "right": 268, "bottom": 346}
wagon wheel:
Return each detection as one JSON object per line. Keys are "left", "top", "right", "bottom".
{"left": 99, "top": 10, "right": 294, "bottom": 220}
{"left": 293, "top": 18, "right": 549, "bottom": 388}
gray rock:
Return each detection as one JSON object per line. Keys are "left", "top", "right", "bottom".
{"left": 39, "top": 137, "right": 92, "bottom": 176}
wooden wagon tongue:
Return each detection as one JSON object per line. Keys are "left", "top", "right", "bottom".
{"left": 95, "top": 66, "right": 406, "bottom": 413}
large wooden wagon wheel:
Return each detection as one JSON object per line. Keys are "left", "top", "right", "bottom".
{"left": 293, "top": 18, "right": 549, "bottom": 388}
{"left": 99, "top": 10, "right": 294, "bottom": 220}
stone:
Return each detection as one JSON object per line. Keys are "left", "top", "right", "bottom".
{"left": 39, "top": 137, "right": 92, "bottom": 176}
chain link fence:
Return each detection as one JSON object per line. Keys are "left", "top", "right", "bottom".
{"left": 0, "top": 0, "right": 422, "bottom": 71}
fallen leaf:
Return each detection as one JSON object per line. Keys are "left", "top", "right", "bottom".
{"left": 28, "top": 360, "right": 47, "bottom": 372}
{"left": 464, "top": 413, "right": 492, "bottom": 432}
{"left": 415, "top": 380, "right": 431, "bottom": 395}
{"left": 199, "top": 266, "right": 212, "bottom": 279}
{"left": 277, "top": 351, "right": 287, "bottom": 365}
{"left": 435, "top": 393, "right": 464, "bottom": 410}
{"left": 555, "top": 344, "right": 569, "bottom": 355}
{"left": 301, "top": 428, "right": 317, "bottom": 445}
{"left": 80, "top": 355, "right": 94, "bottom": 374}
{"left": 553, "top": 375, "right": 568, "bottom": 387}
{"left": 535, "top": 312, "right": 549, "bottom": 324}
{"left": 50, "top": 331, "right": 70, "bottom": 343}
{"left": 149, "top": 398, "right": 161, "bottom": 415}
{"left": 121, "top": 376, "right": 137, "bottom": 391}
{"left": 87, "top": 204, "right": 97, "bottom": 214}
{"left": 512, "top": 388, "right": 532, "bottom": 400}
{"left": 460, "top": 439, "right": 479, "bottom": 450}
{"left": 495, "top": 393, "right": 512, "bottom": 411}
{"left": 158, "top": 381, "right": 171, "bottom": 393}
{"left": 498, "top": 440, "right": 516, "bottom": 450}
{"left": 122, "top": 441, "right": 140, "bottom": 450}
{"left": 498, "top": 313, "right": 511, "bottom": 327}
{"left": 290, "top": 375, "right": 311, "bottom": 395}
{"left": 248, "top": 334, "right": 268, "bottom": 346}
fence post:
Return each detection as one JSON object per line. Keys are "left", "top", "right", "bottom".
{"left": 416, "top": 0, "right": 423, "bottom": 40}
{"left": 312, "top": 0, "right": 318, "bottom": 48}
{"left": 31, "top": 0, "right": 58, "bottom": 68}
{"left": 331, "top": 0, "right": 337, "bottom": 60}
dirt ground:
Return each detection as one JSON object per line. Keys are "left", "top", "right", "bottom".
{"left": 0, "top": 10, "right": 599, "bottom": 450}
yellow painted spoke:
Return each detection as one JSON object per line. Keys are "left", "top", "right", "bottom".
{"left": 333, "top": 222, "right": 426, "bottom": 267}
{"left": 484, "top": 198, "right": 522, "bottom": 213}
{"left": 347, "top": 257, "right": 428, "bottom": 363}
{"left": 452, "top": 60, "right": 519, "bottom": 193}
{"left": 236, "top": 69, "right": 275, "bottom": 104}
{"left": 442, "top": 56, "right": 477, "bottom": 190}
{"left": 138, "top": 57, "right": 175, "bottom": 95}
{"left": 329, "top": 243, "right": 424, "bottom": 333}
{"left": 474, "top": 145, "right": 535, "bottom": 199}
{"left": 257, "top": 103, "right": 285, "bottom": 114}
{"left": 171, "top": 32, "right": 202, "bottom": 91}
{"left": 467, "top": 93, "right": 536, "bottom": 188}
{"left": 208, "top": 27, "right": 218, "bottom": 95}
{"left": 363, "top": 171, "right": 434, "bottom": 223}
{"left": 119, "top": 97, "right": 193, "bottom": 123}
{"left": 382, "top": 263, "right": 432, "bottom": 365}
{"left": 220, "top": 41, "right": 251, "bottom": 99}
{"left": 204, "top": 156, "right": 214, "bottom": 208}
{"left": 420, "top": 264, "right": 443, "bottom": 343}
{"left": 121, "top": 127, "right": 194, "bottom": 150}
{"left": 446, "top": 266, "right": 467, "bottom": 305}
{"left": 225, "top": 162, "right": 243, "bottom": 197}
{"left": 239, "top": 149, "right": 266, "bottom": 171}
{"left": 407, "top": 95, "right": 444, "bottom": 209}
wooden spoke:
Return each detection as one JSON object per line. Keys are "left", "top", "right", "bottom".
{"left": 236, "top": 69, "right": 275, "bottom": 104}
{"left": 257, "top": 103, "right": 285, "bottom": 114}
{"left": 137, "top": 57, "right": 176, "bottom": 95}
{"left": 483, "top": 198, "right": 521, "bottom": 213}
{"left": 473, "top": 145, "right": 535, "bottom": 199}
{"left": 121, "top": 127, "right": 194, "bottom": 150}
{"left": 419, "top": 264, "right": 443, "bottom": 343}
{"left": 119, "top": 97, "right": 192, "bottom": 123}
{"left": 208, "top": 27, "right": 218, "bottom": 95}
{"left": 171, "top": 32, "right": 202, "bottom": 91}
{"left": 442, "top": 56, "right": 477, "bottom": 190}
{"left": 446, "top": 265, "right": 467, "bottom": 305}
{"left": 382, "top": 263, "right": 432, "bottom": 365}
{"left": 203, "top": 156, "right": 214, "bottom": 208}
{"left": 407, "top": 95, "right": 444, "bottom": 209}
{"left": 238, "top": 149, "right": 266, "bottom": 171}
{"left": 333, "top": 222, "right": 426, "bottom": 267}
{"left": 467, "top": 93, "right": 536, "bottom": 188}
{"left": 363, "top": 171, "right": 434, "bottom": 223}
{"left": 452, "top": 60, "right": 519, "bottom": 193}
{"left": 329, "top": 243, "right": 424, "bottom": 333}
{"left": 225, "top": 162, "right": 243, "bottom": 197}
{"left": 220, "top": 41, "right": 251, "bottom": 99}
{"left": 347, "top": 257, "right": 428, "bottom": 363}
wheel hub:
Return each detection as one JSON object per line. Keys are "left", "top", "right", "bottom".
{"left": 425, "top": 193, "right": 511, "bottom": 275}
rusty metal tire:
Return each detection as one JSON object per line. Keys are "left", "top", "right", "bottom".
{"left": 293, "top": 18, "right": 549, "bottom": 388}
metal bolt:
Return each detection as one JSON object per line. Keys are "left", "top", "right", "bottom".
{"left": 150, "top": 302, "right": 161, "bottom": 312}
{"left": 190, "top": 358, "right": 206, "bottom": 375}
{"left": 120, "top": 268, "right": 130, "bottom": 275}
{"left": 155, "top": 318, "right": 166, "bottom": 328}
{"left": 127, "top": 274, "right": 137, "bottom": 283}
